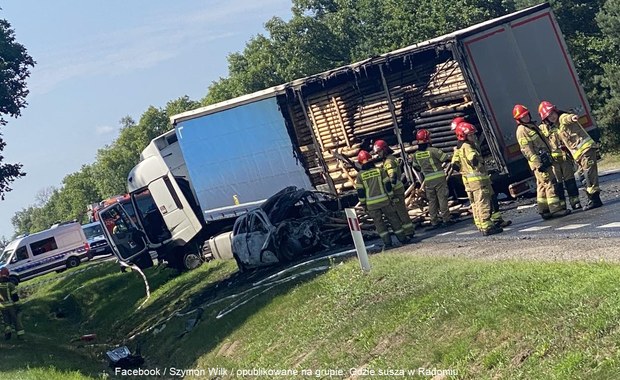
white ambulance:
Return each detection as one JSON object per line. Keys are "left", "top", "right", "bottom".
{"left": 0, "top": 222, "right": 91, "bottom": 284}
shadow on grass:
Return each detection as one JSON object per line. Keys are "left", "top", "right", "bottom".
{"left": 0, "top": 262, "right": 185, "bottom": 377}
{"left": 114, "top": 249, "right": 360, "bottom": 371}
{"left": 0, "top": 248, "right": 360, "bottom": 378}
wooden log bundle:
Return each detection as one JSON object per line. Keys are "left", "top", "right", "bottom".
{"left": 285, "top": 56, "right": 477, "bottom": 220}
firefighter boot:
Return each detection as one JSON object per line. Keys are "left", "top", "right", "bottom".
{"left": 494, "top": 219, "right": 512, "bottom": 228}
{"left": 591, "top": 192, "right": 603, "bottom": 209}
{"left": 550, "top": 209, "right": 571, "bottom": 218}
{"left": 584, "top": 192, "right": 603, "bottom": 210}
{"left": 540, "top": 212, "right": 553, "bottom": 220}
{"left": 482, "top": 225, "right": 503, "bottom": 236}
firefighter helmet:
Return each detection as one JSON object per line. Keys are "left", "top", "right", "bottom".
{"left": 372, "top": 139, "right": 389, "bottom": 154}
{"left": 357, "top": 150, "right": 372, "bottom": 164}
{"left": 450, "top": 116, "right": 465, "bottom": 131}
{"left": 538, "top": 101, "right": 556, "bottom": 120}
{"left": 512, "top": 104, "right": 529, "bottom": 120}
{"left": 455, "top": 122, "right": 477, "bottom": 141}
{"left": 416, "top": 129, "right": 431, "bottom": 143}
{"left": 0, "top": 267, "right": 8, "bottom": 278}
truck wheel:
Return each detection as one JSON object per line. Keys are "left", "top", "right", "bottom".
{"left": 8, "top": 276, "right": 19, "bottom": 286}
{"left": 181, "top": 251, "right": 203, "bottom": 271}
{"left": 66, "top": 257, "right": 80, "bottom": 269}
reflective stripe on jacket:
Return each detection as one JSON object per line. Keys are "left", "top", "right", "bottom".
{"left": 556, "top": 113, "right": 594, "bottom": 160}
{"left": 355, "top": 167, "right": 392, "bottom": 210}
{"left": 380, "top": 155, "right": 404, "bottom": 190}
{"left": 411, "top": 147, "right": 449, "bottom": 183}
{"left": 451, "top": 142, "right": 489, "bottom": 184}
{"left": 516, "top": 122, "right": 552, "bottom": 171}
{"left": 539, "top": 123, "right": 569, "bottom": 160}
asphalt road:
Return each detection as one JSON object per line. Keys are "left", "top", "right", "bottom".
{"left": 414, "top": 169, "right": 620, "bottom": 243}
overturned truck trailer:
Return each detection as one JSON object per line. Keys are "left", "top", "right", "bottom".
{"left": 281, "top": 2, "right": 597, "bottom": 197}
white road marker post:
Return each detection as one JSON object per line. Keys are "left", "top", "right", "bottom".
{"left": 345, "top": 208, "right": 371, "bottom": 272}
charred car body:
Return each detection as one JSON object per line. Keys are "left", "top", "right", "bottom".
{"left": 231, "top": 187, "right": 355, "bottom": 271}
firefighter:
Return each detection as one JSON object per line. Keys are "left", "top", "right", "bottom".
{"left": 0, "top": 267, "right": 24, "bottom": 340}
{"left": 373, "top": 140, "right": 415, "bottom": 239}
{"left": 539, "top": 117, "right": 582, "bottom": 210}
{"left": 450, "top": 118, "right": 511, "bottom": 230}
{"left": 450, "top": 122, "right": 504, "bottom": 236}
{"left": 514, "top": 104, "right": 571, "bottom": 219}
{"left": 410, "top": 129, "right": 453, "bottom": 229}
{"left": 356, "top": 150, "right": 409, "bottom": 248}
{"left": 539, "top": 101, "right": 602, "bottom": 210}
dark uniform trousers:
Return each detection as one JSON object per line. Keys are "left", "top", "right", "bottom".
{"left": 0, "top": 282, "right": 24, "bottom": 338}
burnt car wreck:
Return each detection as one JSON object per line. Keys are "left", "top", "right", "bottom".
{"left": 231, "top": 187, "right": 370, "bottom": 271}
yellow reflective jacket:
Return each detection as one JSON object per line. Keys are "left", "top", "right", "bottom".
{"left": 378, "top": 155, "right": 404, "bottom": 191}
{"left": 451, "top": 141, "right": 489, "bottom": 185}
{"left": 355, "top": 166, "right": 393, "bottom": 211}
{"left": 516, "top": 122, "right": 552, "bottom": 171}
{"left": 539, "top": 122, "right": 570, "bottom": 161}
{"left": 555, "top": 113, "right": 595, "bottom": 160}
{"left": 411, "top": 147, "right": 450, "bottom": 184}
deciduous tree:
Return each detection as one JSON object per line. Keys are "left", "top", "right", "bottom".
{"left": 0, "top": 18, "right": 34, "bottom": 199}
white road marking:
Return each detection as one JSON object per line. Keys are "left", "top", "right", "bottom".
{"left": 556, "top": 224, "right": 590, "bottom": 230}
{"left": 457, "top": 230, "right": 479, "bottom": 235}
{"left": 520, "top": 226, "right": 551, "bottom": 232}
{"left": 597, "top": 222, "right": 620, "bottom": 228}
{"left": 516, "top": 204, "right": 537, "bottom": 210}
{"left": 437, "top": 231, "right": 455, "bottom": 236}
{"left": 502, "top": 227, "right": 513, "bottom": 231}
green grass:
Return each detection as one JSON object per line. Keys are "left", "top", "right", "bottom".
{"left": 599, "top": 151, "right": 620, "bottom": 172}
{"left": 4, "top": 253, "right": 620, "bottom": 379}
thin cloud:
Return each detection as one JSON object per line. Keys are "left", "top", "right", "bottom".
{"left": 95, "top": 125, "right": 116, "bottom": 135}
{"left": 29, "top": 0, "right": 289, "bottom": 95}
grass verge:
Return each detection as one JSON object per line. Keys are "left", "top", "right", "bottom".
{"left": 3, "top": 253, "right": 620, "bottom": 379}
{"left": 599, "top": 151, "right": 620, "bottom": 172}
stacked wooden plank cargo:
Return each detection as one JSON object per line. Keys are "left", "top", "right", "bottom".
{"left": 286, "top": 50, "right": 478, "bottom": 225}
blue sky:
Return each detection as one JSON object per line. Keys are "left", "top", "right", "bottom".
{"left": 0, "top": 0, "right": 292, "bottom": 238}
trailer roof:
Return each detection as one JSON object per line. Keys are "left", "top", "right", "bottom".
{"left": 172, "top": 2, "right": 550, "bottom": 124}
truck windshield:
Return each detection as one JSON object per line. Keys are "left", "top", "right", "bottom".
{"left": 0, "top": 249, "right": 13, "bottom": 265}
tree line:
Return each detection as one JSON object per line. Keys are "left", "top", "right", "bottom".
{"left": 3, "top": 0, "right": 620, "bottom": 238}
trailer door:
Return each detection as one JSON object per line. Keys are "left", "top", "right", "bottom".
{"left": 459, "top": 7, "right": 595, "bottom": 167}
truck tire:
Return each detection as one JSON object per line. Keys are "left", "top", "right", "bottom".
{"left": 182, "top": 251, "right": 203, "bottom": 271}
{"left": 8, "top": 276, "right": 19, "bottom": 286}
{"left": 66, "top": 257, "right": 80, "bottom": 269}
{"left": 168, "top": 248, "right": 203, "bottom": 271}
